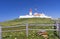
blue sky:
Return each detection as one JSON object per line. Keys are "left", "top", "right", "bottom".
{"left": 0, "top": 0, "right": 60, "bottom": 22}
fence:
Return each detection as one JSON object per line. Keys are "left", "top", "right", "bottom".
{"left": 0, "top": 21, "right": 60, "bottom": 39}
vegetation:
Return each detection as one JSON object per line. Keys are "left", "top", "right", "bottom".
{"left": 0, "top": 18, "right": 59, "bottom": 39}
{"left": 0, "top": 18, "right": 54, "bottom": 26}
{"left": 2, "top": 26, "right": 58, "bottom": 39}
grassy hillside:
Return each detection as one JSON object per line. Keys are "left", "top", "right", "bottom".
{"left": 0, "top": 18, "right": 54, "bottom": 26}
{"left": 0, "top": 18, "right": 59, "bottom": 39}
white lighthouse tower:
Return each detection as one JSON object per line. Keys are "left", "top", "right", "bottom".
{"left": 29, "top": 9, "right": 32, "bottom": 16}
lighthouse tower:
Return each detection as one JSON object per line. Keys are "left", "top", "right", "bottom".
{"left": 29, "top": 9, "right": 32, "bottom": 16}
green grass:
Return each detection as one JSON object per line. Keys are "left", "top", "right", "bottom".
{"left": 0, "top": 18, "right": 59, "bottom": 39}
{"left": 2, "top": 26, "right": 59, "bottom": 39}
{"left": 2, "top": 30, "right": 58, "bottom": 39}
{"left": 0, "top": 18, "right": 54, "bottom": 26}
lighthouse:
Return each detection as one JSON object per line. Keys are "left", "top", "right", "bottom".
{"left": 19, "top": 9, "right": 52, "bottom": 18}
{"left": 29, "top": 9, "right": 32, "bottom": 16}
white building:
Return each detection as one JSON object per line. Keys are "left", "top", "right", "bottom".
{"left": 19, "top": 9, "right": 51, "bottom": 18}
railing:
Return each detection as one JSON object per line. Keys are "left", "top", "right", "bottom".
{"left": 0, "top": 23, "right": 60, "bottom": 39}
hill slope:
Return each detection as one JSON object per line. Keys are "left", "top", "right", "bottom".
{"left": 0, "top": 18, "right": 54, "bottom": 26}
